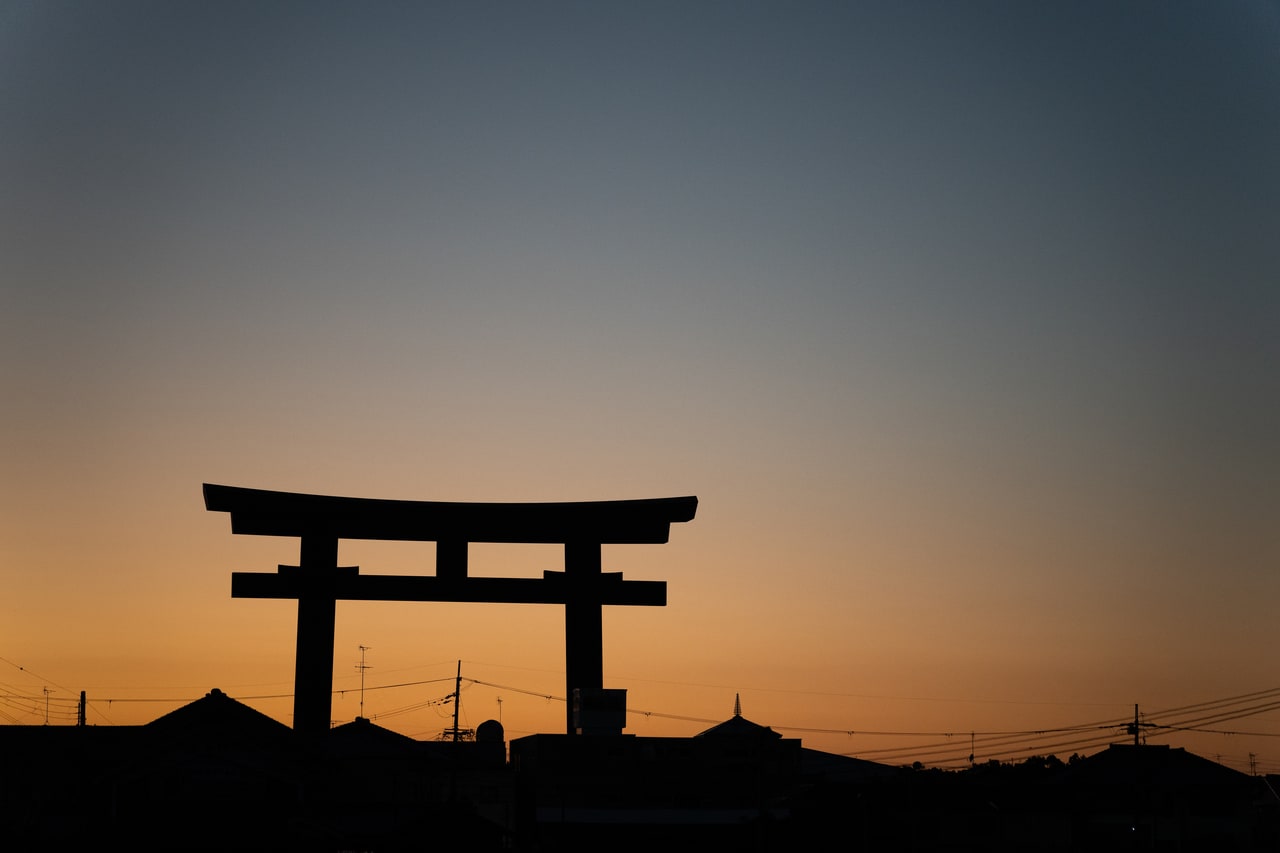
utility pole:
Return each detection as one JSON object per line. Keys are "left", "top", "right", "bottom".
{"left": 453, "top": 660, "right": 462, "bottom": 743}
{"left": 43, "top": 687, "right": 50, "bottom": 725}
{"left": 77, "top": 691, "right": 86, "bottom": 727}
{"left": 356, "top": 645, "right": 372, "bottom": 720}
{"left": 1126, "top": 703, "right": 1153, "bottom": 746}
{"left": 441, "top": 660, "right": 472, "bottom": 742}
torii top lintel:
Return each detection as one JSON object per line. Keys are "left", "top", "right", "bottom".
{"left": 202, "top": 483, "right": 698, "bottom": 544}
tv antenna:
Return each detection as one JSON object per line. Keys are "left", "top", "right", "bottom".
{"left": 356, "top": 645, "right": 372, "bottom": 719}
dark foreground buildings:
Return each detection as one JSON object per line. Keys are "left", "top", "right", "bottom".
{"left": 2, "top": 689, "right": 1277, "bottom": 851}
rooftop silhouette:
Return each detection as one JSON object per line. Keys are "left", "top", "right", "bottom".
{"left": 3, "top": 687, "right": 1275, "bottom": 851}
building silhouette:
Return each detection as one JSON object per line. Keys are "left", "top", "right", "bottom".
{"left": 3, "top": 688, "right": 1277, "bottom": 851}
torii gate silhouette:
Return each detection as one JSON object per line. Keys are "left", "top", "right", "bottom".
{"left": 203, "top": 483, "right": 697, "bottom": 736}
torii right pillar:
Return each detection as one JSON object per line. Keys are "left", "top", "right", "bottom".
{"left": 563, "top": 540, "right": 604, "bottom": 732}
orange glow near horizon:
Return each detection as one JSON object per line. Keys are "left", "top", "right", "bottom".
{"left": 4, "top": 477, "right": 1276, "bottom": 772}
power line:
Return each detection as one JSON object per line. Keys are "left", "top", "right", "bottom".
{"left": 5, "top": 655, "right": 1275, "bottom": 771}
{"left": 0, "top": 655, "right": 77, "bottom": 695}
{"left": 840, "top": 694, "right": 1280, "bottom": 769}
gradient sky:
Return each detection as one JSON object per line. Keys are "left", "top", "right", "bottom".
{"left": 3, "top": 1, "right": 1278, "bottom": 771}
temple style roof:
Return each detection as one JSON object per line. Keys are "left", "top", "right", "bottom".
{"left": 696, "top": 694, "right": 783, "bottom": 740}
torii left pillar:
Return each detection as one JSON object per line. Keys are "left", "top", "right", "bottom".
{"left": 294, "top": 534, "right": 340, "bottom": 735}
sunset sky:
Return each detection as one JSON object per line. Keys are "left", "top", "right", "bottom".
{"left": 3, "top": 2, "right": 1278, "bottom": 771}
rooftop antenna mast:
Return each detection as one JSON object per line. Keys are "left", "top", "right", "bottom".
{"left": 356, "top": 645, "right": 372, "bottom": 719}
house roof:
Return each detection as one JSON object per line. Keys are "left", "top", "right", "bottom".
{"left": 695, "top": 694, "right": 783, "bottom": 740}
{"left": 146, "top": 687, "right": 294, "bottom": 745}
{"left": 799, "top": 747, "right": 907, "bottom": 782}
{"left": 1059, "top": 743, "right": 1251, "bottom": 788}
{"left": 326, "top": 715, "right": 419, "bottom": 757}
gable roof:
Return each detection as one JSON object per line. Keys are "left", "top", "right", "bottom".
{"left": 326, "top": 716, "right": 419, "bottom": 757}
{"left": 146, "top": 687, "right": 294, "bottom": 746}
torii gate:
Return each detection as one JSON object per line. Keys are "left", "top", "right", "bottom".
{"left": 203, "top": 483, "right": 697, "bottom": 736}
